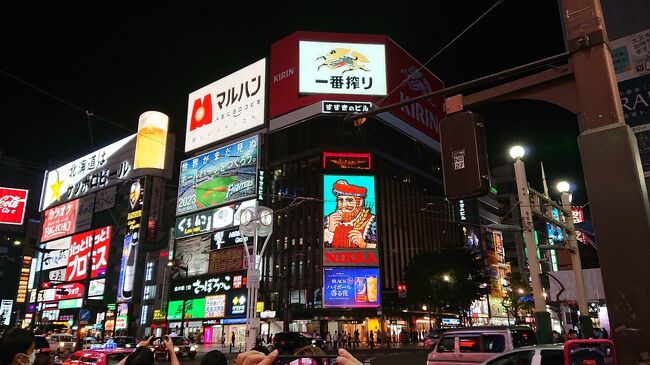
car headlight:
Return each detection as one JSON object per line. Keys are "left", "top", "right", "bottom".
{"left": 126, "top": 344, "right": 131, "bottom": 348}
{"left": 60, "top": 342, "right": 65, "bottom": 347}
{"left": 191, "top": 345, "right": 198, "bottom": 351}
{"left": 72, "top": 343, "right": 76, "bottom": 347}
{"left": 174, "top": 347, "right": 180, "bottom": 352}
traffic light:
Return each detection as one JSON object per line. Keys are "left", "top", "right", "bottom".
{"left": 440, "top": 111, "right": 490, "bottom": 200}
{"left": 397, "top": 283, "right": 407, "bottom": 298}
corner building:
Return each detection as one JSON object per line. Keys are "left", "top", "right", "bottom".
{"left": 257, "top": 31, "right": 463, "bottom": 337}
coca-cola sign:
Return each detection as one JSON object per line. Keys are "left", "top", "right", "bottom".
{"left": 0, "top": 187, "right": 28, "bottom": 225}
{"left": 324, "top": 249, "right": 379, "bottom": 267}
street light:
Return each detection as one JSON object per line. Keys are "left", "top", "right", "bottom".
{"left": 556, "top": 181, "right": 593, "bottom": 338}
{"left": 238, "top": 206, "right": 274, "bottom": 351}
{"left": 442, "top": 274, "right": 451, "bottom": 282}
{"left": 510, "top": 145, "right": 553, "bottom": 343}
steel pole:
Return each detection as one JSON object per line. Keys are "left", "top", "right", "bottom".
{"left": 513, "top": 158, "right": 553, "bottom": 343}
{"left": 245, "top": 233, "right": 260, "bottom": 351}
{"left": 560, "top": 192, "right": 593, "bottom": 338}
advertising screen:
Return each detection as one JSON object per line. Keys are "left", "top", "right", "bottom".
{"left": 66, "top": 231, "right": 93, "bottom": 282}
{"left": 88, "top": 279, "right": 105, "bottom": 297}
{"left": 0, "top": 187, "right": 28, "bottom": 225}
{"left": 175, "top": 199, "right": 256, "bottom": 239}
{"left": 323, "top": 175, "right": 377, "bottom": 249}
{"left": 210, "top": 228, "right": 245, "bottom": 251}
{"left": 323, "top": 267, "right": 380, "bottom": 308}
{"left": 54, "top": 283, "right": 85, "bottom": 301}
{"left": 167, "top": 298, "right": 206, "bottom": 320}
{"left": 299, "top": 41, "right": 387, "bottom": 96}
{"left": 173, "top": 236, "right": 211, "bottom": 278}
{"left": 177, "top": 136, "right": 258, "bottom": 215}
{"left": 117, "top": 178, "right": 145, "bottom": 303}
{"left": 185, "top": 59, "right": 266, "bottom": 152}
{"left": 208, "top": 246, "right": 245, "bottom": 274}
{"left": 41, "top": 237, "right": 71, "bottom": 270}
{"left": 167, "top": 300, "right": 183, "bottom": 320}
{"left": 40, "top": 135, "right": 136, "bottom": 211}
{"left": 171, "top": 272, "right": 246, "bottom": 299}
{"left": 227, "top": 292, "right": 247, "bottom": 316}
{"left": 204, "top": 295, "right": 226, "bottom": 318}
{"left": 91, "top": 226, "right": 111, "bottom": 278}
{"left": 183, "top": 298, "right": 206, "bottom": 319}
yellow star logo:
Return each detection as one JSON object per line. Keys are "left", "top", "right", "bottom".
{"left": 50, "top": 178, "right": 65, "bottom": 202}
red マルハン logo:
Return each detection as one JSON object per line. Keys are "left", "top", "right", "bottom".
{"left": 189, "top": 94, "right": 212, "bottom": 131}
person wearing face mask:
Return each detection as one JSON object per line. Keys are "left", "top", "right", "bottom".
{"left": 0, "top": 328, "right": 36, "bottom": 365}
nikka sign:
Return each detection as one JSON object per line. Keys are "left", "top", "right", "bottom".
{"left": 324, "top": 249, "right": 379, "bottom": 267}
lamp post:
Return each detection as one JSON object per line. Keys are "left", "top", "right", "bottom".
{"left": 422, "top": 305, "right": 432, "bottom": 331}
{"left": 510, "top": 146, "right": 553, "bottom": 343}
{"left": 239, "top": 206, "right": 274, "bottom": 351}
{"left": 556, "top": 181, "right": 593, "bottom": 339}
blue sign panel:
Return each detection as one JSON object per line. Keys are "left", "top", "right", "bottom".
{"left": 323, "top": 267, "right": 380, "bottom": 308}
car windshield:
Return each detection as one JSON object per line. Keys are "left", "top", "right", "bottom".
{"left": 171, "top": 337, "right": 189, "bottom": 345}
{"left": 511, "top": 329, "right": 538, "bottom": 348}
{"left": 115, "top": 337, "right": 136, "bottom": 344}
{"left": 107, "top": 353, "right": 130, "bottom": 365}
{"left": 34, "top": 337, "right": 49, "bottom": 348}
{"left": 58, "top": 335, "right": 75, "bottom": 342}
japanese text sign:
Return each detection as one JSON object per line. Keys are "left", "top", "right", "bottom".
{"left": 40, "top": 134, "right": 136, "bottom": 211}
{"left": 177, "top": 136, "right": 258, "bottom": 215}
{"left": 185, "top": 59, "right": 266, "bottom": 152}
{"left": 299, "top": 41, "right": 386, "bottom": 96}
{"left": 323, "top": 267, "right": 381, "bottom": 308}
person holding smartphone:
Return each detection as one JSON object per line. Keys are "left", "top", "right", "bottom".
{"left": 235, "top": 348, "right": 363, "bottom": 365}
{"left": 116, "top": 336, "right": 180, "bottom": 365}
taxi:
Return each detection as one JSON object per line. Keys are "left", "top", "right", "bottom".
{"left": 62, "top": 348, "right": 134, "bottom": 365}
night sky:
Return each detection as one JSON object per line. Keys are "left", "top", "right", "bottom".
{"left": 1, "top": 1, "right": 586, "bottom": 219}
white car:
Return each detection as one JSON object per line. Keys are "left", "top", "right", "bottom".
{"left": 48, "top": 334, "right": 77, "bottom": 354}
{"left": 481, "top": 344, "right": 564, "bottom": 364}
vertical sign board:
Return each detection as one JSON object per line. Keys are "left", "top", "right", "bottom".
{"left": 185, "top": 59, "right": 266, "bottom": 152}
{"left": 117, "top": 178, "right": 145, "bottom": 303}
{"left": 611, "top": 29, "right": 650, "bottom": 177}
{"left": 177, "top": 136, "right": 259, "bottom": 215}
{"left": 0, "top": 300, "right": 13, "bottom": 325}
{"left": 323, "top": 175, "right": 377, "bottom": 249}
{"left": 0, "top": 187, "right": 28, "bottom": 225}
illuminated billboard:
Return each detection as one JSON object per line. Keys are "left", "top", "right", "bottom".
{"left": 177, "top": 136, "right": 258, "bottom": 215}
{"left": 323, "top": 175, "right": 377, "bottom": 249}
{"left": 40, "top": 132, "right": 169, "bottom": 212}
{"left": 117, "top": 178, "right": 145, "bottom": 303}
{"left": 323, "top": 267, "right": 380, "bottom": 308}
{"left": 0, "top": 187, "right": 28, "bottom": 225}
{"left": 41, "top": 196, "right": 95, "bottom": 242}
{"left": 185, "top": 59, "right": 266, "bottom": 152}
{"left": 322, "top": 152, "right": 372, "bottom": 170}
{"left": 175, "top": 199, "right": 256, "bottom": 239}
{"left": 299, "top": 41, "right": 387, "bottom": 96}
{"left": 40, "top": 135, "right": 135, "bottom": 211}
{"left": 173, "top": 236, "right": 211, "bottom": 278}
{"left": 208, "top": 246, "right": 245, "bottom": 274}
{"left": 205, "top": 295, "right": 226, "bottom": 318}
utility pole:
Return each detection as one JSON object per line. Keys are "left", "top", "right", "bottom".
{"left": 557, "top": 183, "right": 593, "bottom": 338}
{"left": 562, "top": 0, "right": 650, "bottom": 361}
{"left": 510, "top": 146, "right": 553, "bottom": 343}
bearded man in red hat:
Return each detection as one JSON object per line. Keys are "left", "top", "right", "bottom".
{"left": 324, "top": 179, "right": 377, "bottom": 248}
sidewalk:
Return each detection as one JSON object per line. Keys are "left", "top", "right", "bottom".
{"left": 195, "top": 341, "right": 425, "bottom": 361}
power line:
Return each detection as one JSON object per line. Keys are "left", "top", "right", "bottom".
{"left": 346, "top": 0, "right": 505, "bottom": 121}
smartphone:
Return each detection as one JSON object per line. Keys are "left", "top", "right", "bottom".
{"left": 273, "top": 355, "right": 338, "bottom": 365}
